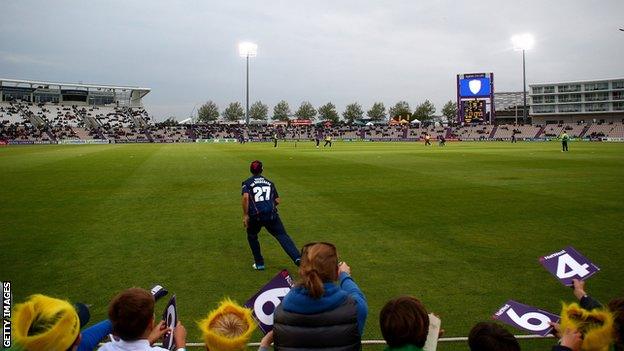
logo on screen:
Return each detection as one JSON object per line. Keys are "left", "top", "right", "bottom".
{"left": 460, "top": 78, "right": 491, "bottom": 97}
{"left": 469, "top": 80, "right": 481, "bottom": 94}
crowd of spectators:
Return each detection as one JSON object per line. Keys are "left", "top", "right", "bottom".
{"left": 10, "top": 241, "right": 623, "bottom": 351}
{"left": 0, "top": 101, "right": 155, "bottom": 142}
{"left": 3, "top": 101, "right": 624, "bottom": 143}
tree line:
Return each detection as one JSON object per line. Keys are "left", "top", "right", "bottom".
{"left": 196, "top": 100, "right": 458, "bottom": 124}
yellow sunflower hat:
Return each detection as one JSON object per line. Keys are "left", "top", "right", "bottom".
{"left": 560, "top": 302, "right": 615, "bottom": 351}
{"left": 198, "top": 299, "right": 257, "bottom": 351}
{"left": 12, "top": 294, "right": 81, "bottom": 351}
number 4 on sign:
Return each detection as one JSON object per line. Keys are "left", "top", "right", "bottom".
{"left": 539, "top": 246, "right": 600, "bottom": 286}
{"left": 557, "top": 254, "right": 589, "bottom": 279}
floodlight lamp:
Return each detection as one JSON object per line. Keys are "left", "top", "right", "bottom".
{"left": 239, "top": 42, "right": 258, "bottom": 57}
{"left": 511, "top": 33, "right": 534, "bottom": 51}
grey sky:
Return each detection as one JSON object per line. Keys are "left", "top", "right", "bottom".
{"left": 1, "top": 0, "right": 623, "bottom": 120}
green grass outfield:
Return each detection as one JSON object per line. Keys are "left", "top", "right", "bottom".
{"left": 1, "top": 141, "right": 623, "bottom": 350}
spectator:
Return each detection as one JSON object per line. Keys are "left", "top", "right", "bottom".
{"left": 379, "top": 296, "right": 430, "bottom": 351}
{"left": 12, "top": 294, "right": 112, "bottom": 351}
{"left": 272, "top": 242, "right": 368, "bottom": 351}
{"left": 468, "top": 322, "right": 520, "bottom": 351}
{"left": 550, "top": 324, "right": 584, "bottom": 351}
{"left": 198, "top": 299, "right": 256, "bottom": 351}
{"left": 98, "top": 288, "right": 186, "bottom": 351}
{"left": 550, "top": 279, "right": 622, "bottom": 351}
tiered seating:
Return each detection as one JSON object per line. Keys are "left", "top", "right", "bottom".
{"left": 453, "top": 125, "right": 494, "bottom": 140}
{"left": 95, "top": 106, "right": 134, "bottom": 129}
{"left": 72, "top": 127, "right": 94, "bottom": 140}
{"left": 28, "top": 105, "right": 83, "bottom": 128}
{"left": 493, "top": 124, "right": 540, "bottom": 139}
{"left": 150, "top": 126, "right": 191, "bottom": 142}
{"left": 192, "top": 124, "right": 245, "bottom": 140}
{"left": 330, "top": 126, "right": 360, "bottom": 139}
{"left": 365, "top": 125, "right": 405, "bottom": 139}
{"left": 0, "top": 103, "right": 27, "bottom": 124}
{"left": 0, "top": 102, "right": 52, "bottom": 142}
{"left": 541, "top": 123, "right": 586, "bottom": 138}
{"left": 585, "top": 122, "right": 624, "bottom": 138}
{"left": 283, "top": 125, "right": 314, "bottom": 140}
{"left": 407, "top": 126, "right": 445, "bottom": 139}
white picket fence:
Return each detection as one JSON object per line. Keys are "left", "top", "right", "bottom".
{"left": 175, "top": 334, "right": 555, "bottom": 348}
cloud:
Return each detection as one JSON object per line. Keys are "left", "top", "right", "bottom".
{"left": 0, "top": 51, "right": 58, "bottom": 67}
{"left": 0, "top": 0, "right": 623, "bottom": 121}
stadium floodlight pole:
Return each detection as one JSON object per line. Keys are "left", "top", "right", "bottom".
{"left": 239, "top": 42, "right": 258, "bottom": 125}
{"left": 511, "top": 33, "right": 534, "bottom": 124}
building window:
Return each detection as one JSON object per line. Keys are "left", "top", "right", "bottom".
{"left": 558, "top": 84, "right": 581, "bottom": 93}
{"left": 544, "top": 86, "right": 555, "bottom": 93}
{"left": 585, "top": 93, "right": 609, "bottom": 101}
{"left": 532, "top": 86, "right": 543, "bottom": 94}
{"left": 88, "top": 95, "right": 115, "bottom": 105}
{"left": 613, "top": 91, "right": 624, "bottom": 100}
{"left": 585, "top": 82, "right": 609, "bottom": 91}
{"left": 559, "top": 104, "right": 581, "bottom": 113}
{"left": 34, "top": 94, "right": 60, "bottom": 103}
{"left": 560, "top": 94, "right": 582, "bottom": 102}
{"left": 613, "top": 80, "right": 624, "bottom": 89}
{"left": 544, "top": 96, "right": 555, "bottom": 103}
{"left": 585, "top": 103, "right": 609, "bottom": 112}
{"left": 2, "top": 91, "right": 32, "bottom": 102}
{"left": 533, "top": 105, "right": 556, "bottom": 113}
{"left": 613, "top": 102, "right": 624, "bottom": 111}
{"left": 532, "top": 96, "right": 543, "bottom": 104}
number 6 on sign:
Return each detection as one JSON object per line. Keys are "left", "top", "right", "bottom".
{"left": 493, "top": 300, "right": 560, "bottom": 337}
{"left": 244, "top": 269, "right": 294, "bottom": 334}
{"left": 539, "top": 246, "right": 600, "bottom": 286}
{"left": 506, "top": 309, "right": 551, "bottom": 332}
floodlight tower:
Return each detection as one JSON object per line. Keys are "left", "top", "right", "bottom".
{"left": 511, "top": 33, "right": 534, "bottom": 124}
{"left": 239, "top": 42, "right": 258, "bottom": 125}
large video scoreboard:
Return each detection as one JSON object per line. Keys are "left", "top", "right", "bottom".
{"left": 456, "top": 73, "right": 495, "bottom": 124}
{"left": 462, "top": 100, "right": 486, "bottom": 123}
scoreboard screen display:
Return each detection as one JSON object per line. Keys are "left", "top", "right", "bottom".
{"left": 463, "top": 100, "right": 485, "bottom": 123}
{"left": 459, "top": 77, "right": 491, "bottom": 97}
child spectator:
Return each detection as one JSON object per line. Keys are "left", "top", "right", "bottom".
{"left": 197, "top": 299, "right": 256, "bottom": 351}
{"left": 98, "top": 288, "right": 186, "bottom": 351}
{"left": 549, "top": 278, "right": 623, "bottom": 351}
{"left": 13, "top": 294, "right": 112, "bottom": 351}
{"left": 379, "top": 296, "right": 430, "bottom": 351}
{"left": 468, "top": 322, "right": 520, "bottom": 351}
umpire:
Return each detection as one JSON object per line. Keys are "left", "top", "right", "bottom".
{"left": 242, "top": 160, "right": 301, "bottom": 270}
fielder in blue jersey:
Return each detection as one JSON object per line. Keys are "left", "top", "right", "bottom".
{"left": 242, "top": 160, "right": 301, "bottom": 270}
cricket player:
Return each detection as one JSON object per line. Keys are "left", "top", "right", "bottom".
{"left": 424, "top": 134, "right": 431, "bottom": 146}
{"left": 241, "top": 160, "right": 301, "bottom": 270}
{"left": 324, "top": 135, "right": 332, "bottom": 147}
{"left": 561, "top": 131, "right": 570, "bottom": 151}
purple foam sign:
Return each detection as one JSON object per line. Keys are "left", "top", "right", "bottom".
{"left": 539, "top": 246, "right": 600, "bottom": 286}
{"left": 161, "top": 295, "right": 177, "bottom": 350}
{"left": 492, "top": 300, "right": 559, "bottom": 337}
{"left": 245, "top": 269, "right": 294, "bottom": 334}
